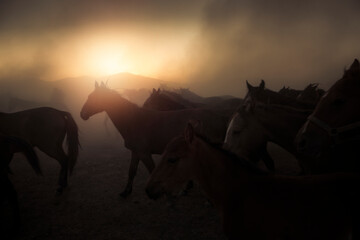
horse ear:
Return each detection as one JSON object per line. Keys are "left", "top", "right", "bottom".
{"left": 246, "top": 80, "right": 253, "bottom": 91}
{"left": 157, "top": 88, "right": 161, "bottom": 93}
{"left": 95, "top": 81, "right": 99, "bottom": 88}
{"left": 100, "top": 81, "right": 106, "bottom": 88}
{"left": 152, "top": 88, "right": 156, "bottom": 93}
{"left": 185, "top": 122, "right": 194, "bottom": 144}
{"left": 349, "top": 59, "right": 360, "bottom": 73}
{"left": 259, "top": 79, "right": 265, "bottom": 89}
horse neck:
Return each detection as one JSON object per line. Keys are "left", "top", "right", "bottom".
{"left": 102, "top": 93, "right": 141, "bottom": 131}
{"left": 190, "top": 137, "right": 249, "bottom": 209}
{"left": 253, "top": 106, "right": 309, "bottom": 153}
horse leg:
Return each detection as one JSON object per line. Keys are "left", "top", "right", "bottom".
{"left": 40, "top": 145, "right": 68, "bottom": 194}
{"left": 120, "top": 151, "right": 139, "bottom": 198}
{"left": 140, "top": 154, "right": 155, "bottom": 173}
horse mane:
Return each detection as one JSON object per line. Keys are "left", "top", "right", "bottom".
{"left": 99, "top": 85, "right": 139, "bottom": 108}
{"left": 192, "top": 131, "right": 268, "bottom": 175}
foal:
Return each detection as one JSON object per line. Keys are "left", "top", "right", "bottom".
{"left": 147, "top": 123, "right": 360, "bottom": 240}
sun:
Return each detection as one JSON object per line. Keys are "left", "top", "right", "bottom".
{"left": 98, "top": 56, "right": 123, "bottom": 75}
{"left": 85, "top": 43, "right": 130, "bottom": 76}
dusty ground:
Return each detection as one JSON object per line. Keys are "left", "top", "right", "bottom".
{"left": 9, "top": 130, "right": 299, "bottom": 240}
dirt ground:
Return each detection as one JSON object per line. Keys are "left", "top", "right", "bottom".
{"left": 9, "top": 130, "right": 300, "bottom": 240}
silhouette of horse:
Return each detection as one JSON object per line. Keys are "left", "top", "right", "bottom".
{"left": 80, "top": 82, "right": 229, "bottom": 197}
{"left": 244, "top": 80, "right": 315, "bottom": 110}
{"left": 143, "top": 88, "right": 189, "bottom": 111}
{"left": 0, "top": 135, "right": 42, "bottom": 238}
{"left": 144, "top": 88, "right": 243, "bottom": 111}
{"left": 0, "top": 107, "right": 79, "bottom": 193}
{"left": 278, "top": 84, "right": 325, "bottom": 105}
{"left": 146, "top": 123, "right": 360, "bottom": 240}
{"left": 297, "top": 83, "right": 325, "bottom": 104}
{"left": 224, "top": 104, "right": 311, "bottom": 171}
{"left": 296, "top": 59, "right": 360, "bottom": 173}
{"left": 278, "top": 86, "right": 302, "bottom": 98}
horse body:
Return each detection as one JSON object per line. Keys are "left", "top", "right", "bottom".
{"left": 81, "top": 83, "right": 228, "bottom": 197}
{"left": 0, "top": 107, "right": 79, "bottom": 192}
{"left": 296, "top": 59, "right": 360, "bottom": 173}
{"left": 147, "top": 124, "right": 359, "bottom": 239}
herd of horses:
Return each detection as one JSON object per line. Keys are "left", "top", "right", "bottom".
{"left": 2, "top": 59, "right": 360, "bottom": 239}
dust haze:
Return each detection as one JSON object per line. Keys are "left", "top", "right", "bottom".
{"left": 1, "top": 0, "right": 359, "bottom": 97}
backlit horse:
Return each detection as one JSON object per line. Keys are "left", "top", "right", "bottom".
{"left": 0, "top": 107, "right": 79, "bottom": 193}
{"left": 1, "top": 135, "right": 42, "bottom": 238}
{"left": 80, "top": 82, "right": 229, "bottom": 197}
{"left": 296, "top": 59, "right": 360, "bottom": 173}
{"left": 147, "top": 123, "right": 360, "bottom": 240}
{"left": 244, "top": 80, "right": 315, "bottom": 109}
{"left": 224, "top": 104, "right": 311, "bottom": 171}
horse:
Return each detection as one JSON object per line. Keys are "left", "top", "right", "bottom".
{"left": 278, "top": 83, "right": 325, "bottom": 105}
{"left": 143, "top": 88, "right": 189, "bottom": 111}
{"left": 278, "top": 86, "right": 302, "bottom": 99}
{"left": 0, "top": 135, "right": 42, "bottom": 239}
{"left": 297, "top": 83, "right": 325, "bottom": 104}
{"left": 244, "top": 80, "right": 316, "bottom": 110}
{"left": 296, "top": 59, "right": 360, "bottom": 173}
{"left": 144, "top": 88, "right": 243, "bottom": 111}
{"left": 0, "top": 107, "right": 79, "bottom": 193}
{"left": 223, "top": 103, "right": 312, "bottom": 171}
{"left": 80, "top": 82, "right": 229, "bottom": 197}
{"left": 146, "top": 123, "right": 360, "bottom": 240}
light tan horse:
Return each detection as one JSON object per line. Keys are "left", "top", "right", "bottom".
{"left": 80, "top": 82, "right": 229, "bottom": 197}
{"left": 146, "top": 123, "right": 360, "bottom": 240}
{"left": 223, "top": 104, "right": 312, "bottom": 171}
{"left": 0, "top": 107, "right": 79, "bottom": 193}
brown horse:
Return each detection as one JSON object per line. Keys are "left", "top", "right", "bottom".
{"left": 296, "top": 59, "right": 360, "bottom": 173}
{"left": 278, "top": 84, "right": 325, "bottom": 105}
{"left": 244, "top": 80, "right": 316, "bottom": 110}
{"left": 146, "top": 123, "right": 360, "bottom": 240}
{"left": 143, "top": 88, "right": 190, "bottom": 111}
{"left": 223, "top": 104, "right": 312, "bottom": 171}
{"left": 80, "top": 82, "right": 229, "bottom": 197}
{"left": 144, "top": 88, "right": 242, "bottom": 111}
{"left": 1, "top": 135, "right": 42, "bottom": 238}
{"left": 0, "top": 107, "right": 79, "bottom": 193}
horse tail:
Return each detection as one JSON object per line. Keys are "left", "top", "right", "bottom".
{"left": 6, "top": 136, "right": 42, "bottom": 176}
{"left": 62, "top": 111, "right": 80, "bottom": 175}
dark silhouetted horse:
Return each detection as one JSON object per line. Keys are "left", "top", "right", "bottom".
{"left": 147, "top": 123, "right": 360, "bottom": 240}
{"left": 0, "top": 107, "right": 79, "bottom": 193}
{"left": 80, "top": 82, "right": 229, "bottom": 197}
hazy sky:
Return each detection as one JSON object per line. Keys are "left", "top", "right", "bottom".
{"left": 1, "top": 0, "right": 359, "bottom": 96}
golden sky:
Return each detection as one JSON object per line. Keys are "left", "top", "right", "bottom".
{"left": 1, "top": 0, "right": 360, "bottom": 96}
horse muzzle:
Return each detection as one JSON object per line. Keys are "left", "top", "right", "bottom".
{"left": 80, "top": 111, "right": 90, "bottom": 120}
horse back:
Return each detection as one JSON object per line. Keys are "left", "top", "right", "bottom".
{"left": 0, "top": 107, "right": 69, "bottom": 144}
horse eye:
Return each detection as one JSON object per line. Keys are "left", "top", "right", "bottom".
{"left": 168, "top": 157, "right": 178, "bottom": 163}
{"left": 232, "top": 130, "right": 242, "bottom": 135}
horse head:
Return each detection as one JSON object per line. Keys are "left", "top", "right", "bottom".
{"left": 296, "top": 59, "right": 360, "bottom": 171}
{"left": 80, "top": 81, "right": 110, "bottom": 120}
{"left": 145, "top": 134, "right": 194, "bottom": 200}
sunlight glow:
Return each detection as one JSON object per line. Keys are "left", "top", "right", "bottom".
{"left": 87, "top": 45, "right": 129, "bottom": 76}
